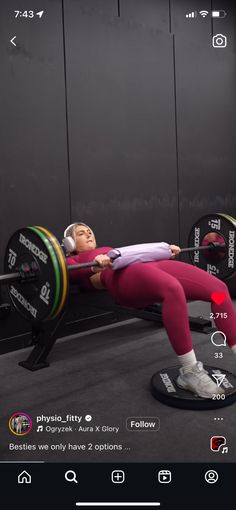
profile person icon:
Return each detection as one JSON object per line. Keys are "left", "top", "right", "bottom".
{"left": 9, "top": 412, "right": 32, "bottom": 436}
{"left": 205, "top": 470, "right": 219, "bottom": 484}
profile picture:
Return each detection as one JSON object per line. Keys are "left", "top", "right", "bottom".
{"left": 9, "top": 412, "right": 32, "bottom": 436}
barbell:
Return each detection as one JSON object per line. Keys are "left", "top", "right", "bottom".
{"left": 0, "top": 213, "right": 235, "bottom": 323}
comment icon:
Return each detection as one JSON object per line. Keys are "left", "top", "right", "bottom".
{"left": 211, "top": 331, "right": 227, "bottom": 347}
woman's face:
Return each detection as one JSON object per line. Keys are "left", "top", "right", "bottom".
{"left": 74, "top": 224, "right": 96, "bottom": 253}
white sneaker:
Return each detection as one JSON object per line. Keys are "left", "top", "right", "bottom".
{"left": 176, "top": 361, "right": 225, "bottom": 399}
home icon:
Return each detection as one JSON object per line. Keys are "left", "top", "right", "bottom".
{"left": 18, "top": 471, "right": 31, "bottom": 484}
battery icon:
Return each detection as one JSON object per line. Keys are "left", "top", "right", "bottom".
{"left": 211, "top": 10, "right": 227, "bottom": 18}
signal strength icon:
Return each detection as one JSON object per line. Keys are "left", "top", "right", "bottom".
{"left": 199, "top": 10, "right": 209, "bottom": 18}
{"left": 186, "top": 11, "right": 197, "bottom": 18}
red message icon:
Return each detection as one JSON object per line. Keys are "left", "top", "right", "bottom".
{"left": 211, "top": 292, "right": 227, "bottom": 305}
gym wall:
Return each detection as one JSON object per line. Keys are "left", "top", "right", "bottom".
{"left": 0, "top": 0, "right": 235, "bottom": 351}
{"left": 64, "top": 0, "right": 178, "bottom": 247}
{"left": 173, "top": 0, "right": 236, "bottom": 293}
{"left": 0, "top": 0, "right": 70, "bottom": 349}
{"left": 173, "top": 0, "right": 236, "bottom": 238}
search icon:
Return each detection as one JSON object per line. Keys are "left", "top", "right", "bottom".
{"left": 65, "top": 470, "right": 78, "bottom": 484}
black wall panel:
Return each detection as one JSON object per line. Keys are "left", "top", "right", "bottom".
{"left": 1, "top": 0, "right": 236, "bottom": 351}
{"left": 0, "top": 1, "right": 69, "bottom": 343}
{"left": 64, "top": 0, "right": 179, "bottom": 247}
{"left": 172, "top": 0, "right": 236, "bottom": 246}
{"left": 119, "top": 0, "right": 170, "bottom": 31}
{"left": 0, "top": 0, "right": 69, "bottom": 261}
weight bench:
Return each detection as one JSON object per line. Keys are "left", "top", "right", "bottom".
{"left": 18, "top": 289, "right": 236, "bottom": 411}
{"left": 18, "top": 286, "right": 214, "bottom": 372}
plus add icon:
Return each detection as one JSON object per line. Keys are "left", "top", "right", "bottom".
{"left": 111, "top": 470, "right": 125, "bottom": 484}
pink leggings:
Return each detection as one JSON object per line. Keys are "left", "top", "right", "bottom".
{"left": 101, "top": 261, "right": 236, "bottom": 355}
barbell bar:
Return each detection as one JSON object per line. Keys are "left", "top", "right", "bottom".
{"left": 180, "top": 241, "right": 225, "bottom": 253}
{"left": 1, "top": 239, "right": 226, "bottom": 284}
{"left": 0, "top": 271, "right": 23, "bottom": 283}
{"left": 0, "top": 241, "right": 226, "bottom": 286}
{"left": 0, "top": 213, "right": 235, "bottom": 323}
{"left": 0, "top": 260, "right": 100, "bottom": 286}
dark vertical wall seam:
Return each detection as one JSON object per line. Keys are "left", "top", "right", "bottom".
{"left": 117, "top": 0, "right": 120, "bottom": 17}
{"left": 211, "top": 0, "right": 213, "bottom": 36}
{"left": 62, "top": 0, "right": 72, "bottom": 224}
{"left": 172, "top": 34, "right": 181, "bottom": 244}
{"left": 169, "top": 0, "right": 172, "bottom": 33}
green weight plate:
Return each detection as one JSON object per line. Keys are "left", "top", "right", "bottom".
{"left": 30, "top": 227, "right": 61, "bottom": 320}
{"left": 35, "top": 226, "right": 68, "bottom": 319}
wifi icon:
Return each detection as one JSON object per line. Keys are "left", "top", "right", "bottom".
{"left": 199, "top": 10, "right": 209, "bottom": 17}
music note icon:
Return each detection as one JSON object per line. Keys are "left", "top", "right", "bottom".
{"left": 222, "top": 446, "right": 228, "bottom": 454}
{"left": 37, "top": 425, "right": 43, "bottom": 432}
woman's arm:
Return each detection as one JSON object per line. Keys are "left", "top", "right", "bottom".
{"left": 66, "top": 255, "right": 95, "bottom": 283}
{"left": 66, "top": 248, "right": 113, "bottom": 283}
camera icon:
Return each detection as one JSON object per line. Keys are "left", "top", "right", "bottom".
{"left": 212, "top": 34, "right": 227, "bottom": 48}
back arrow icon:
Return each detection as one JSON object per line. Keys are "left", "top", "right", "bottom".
{"left": 10, "top": 36, "right": 16, "bottom": 46}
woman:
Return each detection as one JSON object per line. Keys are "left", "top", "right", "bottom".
{"left": 65, "top": 222, "right": 236, "bottom": 399}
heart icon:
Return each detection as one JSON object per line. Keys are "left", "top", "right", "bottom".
{"left": 211, "top": 292, "right": 227, "bottom": 305}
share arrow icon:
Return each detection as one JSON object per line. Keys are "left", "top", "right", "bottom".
{"left": 36, "top": 11, "right": 44, "bottom": 18}
{"left": 212, "top": 374, "right": 226, "bottom": 387}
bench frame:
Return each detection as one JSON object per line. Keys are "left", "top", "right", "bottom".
{"left": 18, "top": 289, "right": 214, "bottom": 371}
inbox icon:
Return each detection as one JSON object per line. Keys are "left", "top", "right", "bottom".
{"left": 158, "top": 470, "right": 172, "bottom": 484}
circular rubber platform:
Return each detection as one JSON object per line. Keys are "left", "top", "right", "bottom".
{"left": 151, "top": 365, "right": 236, "bottom": 410}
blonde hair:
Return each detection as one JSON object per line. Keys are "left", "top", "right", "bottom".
{"left": 65, "top": 223, "right": 94, "bottom": 240}
{"left": 67, "top": 223, "right": 97, "bottom": 254}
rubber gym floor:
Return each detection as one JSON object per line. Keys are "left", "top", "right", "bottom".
{"left": 1, "top": 300, "right": 236, "bottom": 463}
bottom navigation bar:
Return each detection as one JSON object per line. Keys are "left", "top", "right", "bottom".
{"left": 75, "top": 504, "right": 160, "bottom": 507}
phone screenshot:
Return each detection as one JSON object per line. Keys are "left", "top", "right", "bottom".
{"left": 0, "top": 1, "right": 236, "bottom": 508}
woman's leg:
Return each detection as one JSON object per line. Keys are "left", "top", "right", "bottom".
{"left": 102, "top": 263, "right": 196, "bottom": 354}
{"left": 155, "top": 260, "right": 236, "bottom": 349}
{"left": 102, "top": 263, "right": 225, "bottom": 398}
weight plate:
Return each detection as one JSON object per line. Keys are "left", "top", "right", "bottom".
{"left": 4, "top": 227, "right": 61, "bottom": 322}
{"left": 221, "top": 215, "right": 236, "bottom": 278}
{"left": 221, "top": 213, "right": 236, "bottom": 225}
{"left": 30, "top": 227, "right": 62, "bottom": 320}
{"left": 35, "top": 226, "right": 68, "bottom": 319}
{"left": 219, "top": 214, "right": 236, "bottom": 280}
{"left": 188, "top": 213, "right": 236, "bottom": 280}
{"left": 201, "top": 232, "right": 226, "bottom": 262}
{"left": 32, "top": 226, "right": 64, "bottom": 321}
{"left": 151, "top": 365, "right": 236, "bottom": 410}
